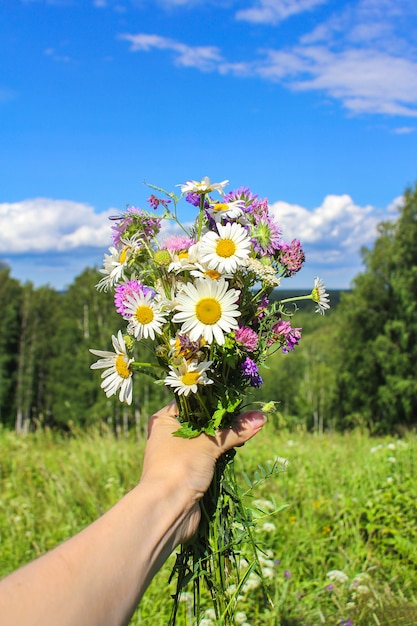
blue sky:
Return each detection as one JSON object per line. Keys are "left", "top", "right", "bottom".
{"left": 1, "top": 0, "right": 417, "bottom": 291}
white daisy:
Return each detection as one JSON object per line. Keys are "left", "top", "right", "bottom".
{"left": 198, "top": 222, "right": 251, "bottom": 274}
{"left": 123, "top": 291, "right": 168, "bottom": 340}
{"left": 172, "top": 278, "right": 241, "bottom": 345}
{"left": 178, "top": 176, "right": 229, "bottom": 195}
{"left": 164, "top": 359, "right": 214, "bottom": 396}
{"left": 90, "top": 330, "right": 133, "bottom": 404}
{"left": 167, "top": 242, "right": 201, "bottom": 274}
{"left": 207, "top": 200, "right": 245, "bottom": 223}
{"left": 311, "top": 277, "right": 330, "bottom": 315}
{"left": 96, "top": 244, "right": 133, "bottom": 292}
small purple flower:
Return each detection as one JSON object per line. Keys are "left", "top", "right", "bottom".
{"left": 234, "top": 326, "right": 259, "bottom": 352}
{"left": 111, "top": 207, "right": 161, "bottom": 247}
{"left": 257, "top": 295, "right": 269, "bottom": 320}
{"left": 147, "top": 194, "right": 171, "bottom": 210}
{"left": 284, "top": 570, "right": 291, "bottom": 579}
{"left": 278, "top": 239, "right": 305, "bottom": 276}
{"left": 241, "top": 357, "right": 263, "bottom": 388}
{"left": 185, "top": 192, "right": 202, "bottom": 207}
{"left": 114, "top": 281, "right": 155, "bottom": 316}
{"left": 327, "top": 584, "right": 334, "bottom": 591}
{"left": 271, "top": 320, "right": 302, "bottom": 353}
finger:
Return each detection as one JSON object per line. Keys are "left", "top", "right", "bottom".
{"left": 147, "top": 401, "right": 179, "bottom": 436}
{"left": 215, "top": 411, "right": 266, "bottom": 453}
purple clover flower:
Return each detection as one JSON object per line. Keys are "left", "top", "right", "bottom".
{"left": 241, "top": 357, "right": 263, "bottom": 388}
{"left": 224, "top": 186, "right": 259, "bottom": 209}
{"left": 251, "top": 213, "right": 282, "bottom": 256}
{"left": 162, "top": 235, "right": 195, "bottom": 252}
{"left": 234, "top": 326, "right": 259, "bottom": 352}
{"left": 114, "top": 281, "right": 155, "bottom": 316}
{"left": 271, "top": 320, "right": 302, "bottom": 353}
{"left": 279, "top": 239, "right": 305, "bottom": 276}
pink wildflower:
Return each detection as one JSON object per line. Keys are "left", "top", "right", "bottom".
{"left": 234, "top": 326, "right": 259, "bottom": 352}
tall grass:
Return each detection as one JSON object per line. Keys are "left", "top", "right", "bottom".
{"left": 1, "top": 425, "right": 416, "bottom": 625}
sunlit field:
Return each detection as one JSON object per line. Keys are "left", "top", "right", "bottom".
{"left": 1, "top": 425, "right": 417, "bottom": 625}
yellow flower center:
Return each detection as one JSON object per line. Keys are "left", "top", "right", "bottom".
{"left": 216, "top": 238, "right": 236, "bottom": 258}
{"left": 178, "top": 251, "right": 189, "bottom": 260}
{"left": 204, "top": 269, "right": 222, "bottom": 280}
{"left": 195, "top": 298, "right": 221, "bottom": 325}
{"left": 311, "top": 287, "right": 319, "bottom": 303}
{"left": 119, "top": 246, "right": 131, "bottom": 265}
{"left": 135, "top": 305, "right": 154, "bottom": 325}
{"left": 115, "top": 355, "right": 130, "bottom": 379}
{"left": 181, "top": 371, "right": 201, "bottom": 386}
{"left": 212, "top": 203, "right": 228, "bottom": 212}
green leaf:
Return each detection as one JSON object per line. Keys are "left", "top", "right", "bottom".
{"left": 173, "top": 422, "right": 201, "bottom": 439}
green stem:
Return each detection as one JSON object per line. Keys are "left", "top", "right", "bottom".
{"left": 280, "top": 294, "right": 312, "bottom": 305}
{"left": 131, "top": 361, "right": 164, "bottom": 370}
{"left": 197, "top": 194, "right": 206, "bottom": 240}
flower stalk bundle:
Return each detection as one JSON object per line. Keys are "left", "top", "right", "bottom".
{"left": 90, "top": 176, "right": 330, "bottom": 623}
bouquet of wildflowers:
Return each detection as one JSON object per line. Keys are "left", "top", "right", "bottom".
{"left": 90, "top": 176, "right": 329, "bottom": 623}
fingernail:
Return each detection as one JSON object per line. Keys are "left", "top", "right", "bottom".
{"left": 242, "top": 411, "right": 266, "bottom": 432}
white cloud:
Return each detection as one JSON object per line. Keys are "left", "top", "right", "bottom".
{"left": 236, "top": 0, "right": 328, "bottom": 25}
{"left": 258, "top": 47, "right": 417, "bottom": 117}
{"left": 270, "top": 194, "right": 391, "bottom": 260}
{"left": 120, "top": 33, "right": 223, "bottom": 71}
{"left": 0, "top": 199, "right": 114, "bottom": 254}
{"left": 119, "top": 0, "right": 417, "bottom": 119}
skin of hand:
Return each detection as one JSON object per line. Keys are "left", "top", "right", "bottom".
{"left": 0, "top": 403, "right": 266, "bottom": 626}
{"left": 141, "top": 401, "right": 267, "bottom": 545}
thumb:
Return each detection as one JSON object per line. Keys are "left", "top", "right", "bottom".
{"left": 215, "top": 410, "right": 266, "bottom": 453}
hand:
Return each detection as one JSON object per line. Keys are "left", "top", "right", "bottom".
{"left": 140, "top": 401, "right": 266, "bottom": 545}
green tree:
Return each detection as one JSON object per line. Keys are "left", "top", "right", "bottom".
{"left": 334, "top": 182, "right": 417, "bottom": 433}
{"left": 0, "top": 267, "right": 23, "bottom": 426}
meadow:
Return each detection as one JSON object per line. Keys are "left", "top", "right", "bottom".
{"left": 1, "top": 425, "right": 417, "bottom": 626}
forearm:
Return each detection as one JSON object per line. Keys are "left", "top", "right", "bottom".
{"left": 0, "top": 480, "right": 187, "bottom": 626}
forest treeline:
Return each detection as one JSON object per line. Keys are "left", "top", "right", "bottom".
{"left": 1, "top": 181, "right": 417, "bottom": 435}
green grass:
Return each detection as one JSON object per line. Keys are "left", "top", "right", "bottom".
{"left": 1, "top": 425, "right": 417, "bottom": 625}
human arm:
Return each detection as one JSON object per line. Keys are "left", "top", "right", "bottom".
{"left": 0, "top": 403, "right": 265, "bottom": 626}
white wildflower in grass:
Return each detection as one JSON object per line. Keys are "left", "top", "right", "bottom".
{"left": 123, "top": 291, "right": 168, "bottom": 340}
{"left": 235, "top": 611, "right": 248, "bottom": 625}
{"left": 242, "top": 572, "right": 261, "bottom": 592}
{"left": 253, "top": 499, "right": 275, "bottom": 511}
{"left": 172, "top": 278, "right": 241, "bottom": 345}
{"left": 164, "top": 359, "right": 214, "bottom": 396}
{"left": 261, "top": 566, "right": 275, "bottom": 579}
{"left": 204, "top": 609, "right": 217, "bottom": 620}
{"left": 311, "top": 276, "right": 330, "bottom": 314}
{"left": 386, "top": 442, "right": 396, "bottom": 450}
{"left": 199, "top": 222, "right": 251, "bottom": 274}
{"left": 387, "top": 456, "right": 397, "bottom": 463}
{"left": 96, "top": 245, "right": 132, "bottom": 291}
{"left": 262, "top": 522, "right": 276, "bottom": 533}
{"left": 90, "top": 330, "right": 133, "bottom": 404}
{"left": 326, "top": 569, "right": 349, "bottom": 584}
{"left": 179, "top": 176, "right": 229, "bottom": 195}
